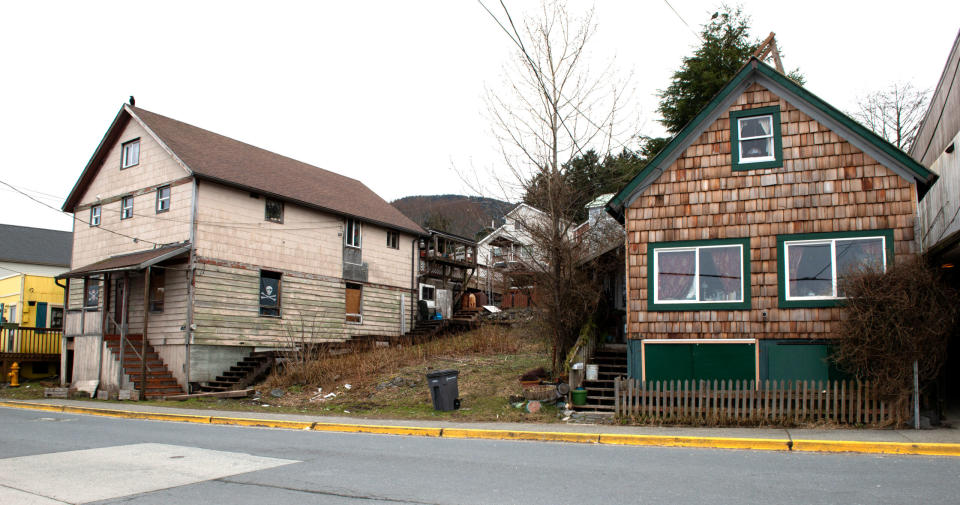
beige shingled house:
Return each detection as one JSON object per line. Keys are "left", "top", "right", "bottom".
{"left": 60, "top": 103, "right": 425, "bottom": 397}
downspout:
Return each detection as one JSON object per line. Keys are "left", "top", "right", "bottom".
{"left": 92, "top": 276, "right": 103, "bottom": 397}
{"left": 185, "top": 178, "right": 199, "bottom": 391}
{"left": 410, "top": 236, "right": 417, "bottom": 332}
{"left": 117, "top": 273, "right": 129, "bottom": 390}
{"left": 18, "top": 274, "right": 25, "bottom": 324}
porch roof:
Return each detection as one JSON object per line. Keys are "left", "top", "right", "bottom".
{"left": 61, "top": 243, "right": 191, "bottom": 278}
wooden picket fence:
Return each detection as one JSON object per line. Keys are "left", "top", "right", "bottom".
{"left": 614, "top": 378, "right": 901, "bottom": 426}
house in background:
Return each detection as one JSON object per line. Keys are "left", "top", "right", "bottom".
{"left": 59, "top": 103, "right": 425, "bottom": 397}
{"left": 573, "top": 194, "right": 627, "bottom": 343}
{"left": 607, "top": 57, "right": 937, "bottom": 384}
{"left": 0, "top": 224, "right": 71, "bottom": 378}
{"left": 476, "top": 203, "right": 554, "bottom": 308}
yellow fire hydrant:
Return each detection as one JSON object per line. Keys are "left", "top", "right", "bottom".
{"left": 7, "top": 362, "right": 19, "bottom": 387}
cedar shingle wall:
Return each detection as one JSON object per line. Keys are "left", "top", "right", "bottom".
{"left": 625, "top": 83, "right": 918, "bottom": 340}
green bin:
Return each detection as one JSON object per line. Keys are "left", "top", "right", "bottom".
{"left": 571, "top": 388, "right": 587, "bottom": 405}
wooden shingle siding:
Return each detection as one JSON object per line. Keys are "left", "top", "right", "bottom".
{"left": 625, "top": 83, "right": 918, "bottom": 341}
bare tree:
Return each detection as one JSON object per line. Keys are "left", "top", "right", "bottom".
{"left": 851, "top": 82, "right": 930, "bottom": 151}
{"left": 482, "top": 0, "right": 634, "bottom": 373}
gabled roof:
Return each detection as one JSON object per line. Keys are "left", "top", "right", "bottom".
{"left": 607, "top": 58, "right": 938, "bottom": 223}
{"left": 0, "top": 224, "right": 72, "bottom": 267}
{"left": 63, "top": 105, "right": 425, "bottom": 236}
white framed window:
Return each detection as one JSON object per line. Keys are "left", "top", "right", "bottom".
{"left": 737, "top": 115, "right": 775, "bottom": 163}
{"left": 648, "top": 238, "right": 750, "bottom": 310}
{"left": 121, "top": 139, "right": 140, "bottom": 168}
{"left": 156, "top": 186, "right": 171, "bottom": 213}
{"left": 783, "top": 235, "right": 887, "bottom": 301}
{"left": 345, "top": 218, "right": 362, "bottom": 248}
{"left": 121, "top": 196, "right": 134, "bottom": 219}
{"left": 90, "top": 205, "right": 101, "bottom": 226}
{"left": 387, "top": 231, "right": 399, "bottom": 249}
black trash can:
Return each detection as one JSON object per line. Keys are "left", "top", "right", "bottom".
{"left": 426, "top": 369, "right": 460, "bottom": 411}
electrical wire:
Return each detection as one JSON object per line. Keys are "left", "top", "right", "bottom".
{"left": 0, "top": 178, "right": 159, "bottom": 246}
{"left": 662, "top": 0, "right": 703, "bottom": 42}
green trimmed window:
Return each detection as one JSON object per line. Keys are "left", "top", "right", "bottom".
{"left": 647, "top": 238, "right": 751, "bottom": 311}
{"left": 777, "top": 229, "right": 894, "bottom": 308}
{"left": 730, "top": 106, "right": 782, "bottom": 171}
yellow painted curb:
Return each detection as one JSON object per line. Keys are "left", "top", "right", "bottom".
{"left": 312, "top": 423, "right": 442, "bottom": 437}
{"left": 211, "top": 417, "right": 314, "bottom": 430}
{"left": 0, "top": 401, "right": 64, "bottom": 413}
{"left": 599, "top": 434, "right": 789, "bottom": 451}
{"left": 792, "top": 439, "right": 960, "bottom": 457}
{"left": 442, "top": 428, "right": 599, "bottom": 444}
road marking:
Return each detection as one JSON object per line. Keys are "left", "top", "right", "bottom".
{"left": 0, "top": 443, "right": 299, "bottom": 504}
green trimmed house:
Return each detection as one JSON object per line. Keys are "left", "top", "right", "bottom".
{"left": 606, "top": 57, "right": 937, "bottom": 383}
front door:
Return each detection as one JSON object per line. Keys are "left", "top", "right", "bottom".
{"left": 35, "top": 302, "right": 47, "bottom": 328}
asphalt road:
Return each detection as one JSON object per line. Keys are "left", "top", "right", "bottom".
{"left": 1, "top": 407, "right": 958, "bottom": 505}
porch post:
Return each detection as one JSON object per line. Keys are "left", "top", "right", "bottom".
{"left": 117, "top": 273, "right": 129, "bottom": 390}
{"left": 141, "top": 267, "right": 151, "bottom": 399}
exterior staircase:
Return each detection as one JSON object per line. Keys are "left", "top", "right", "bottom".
{"left": 450, "top": 308, "right": 482, "bottom": 328}
{"left": 199, "top": 351, "right": 276, "bottom": 392}
{"left": 573, "top": 345, "right": 627, "bottom": 416}
{"left": 103, "top": 334, "right": 183, "bottom": 399}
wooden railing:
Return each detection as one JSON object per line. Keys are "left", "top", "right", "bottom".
{"left": 614, "top": 378, "right": 901, "bottom": 426}
{"left": 1, "top": 326, "right": 62, "bottom": 354}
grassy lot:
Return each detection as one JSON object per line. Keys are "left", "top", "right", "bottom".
{"left": 2, "top": 324, "right": 563, "bottom": 423}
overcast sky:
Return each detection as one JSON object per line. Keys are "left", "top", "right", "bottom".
{"left": 2, "top": 1, "right": 958, "bottom": 232}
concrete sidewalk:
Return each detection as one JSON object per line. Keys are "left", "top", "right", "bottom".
{"left": 3, "top": 397, "right": 960, "bottom": 456}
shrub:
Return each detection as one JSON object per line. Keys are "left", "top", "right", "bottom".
{"left": 832, "top": 258, "right": 958, "bottom": 415}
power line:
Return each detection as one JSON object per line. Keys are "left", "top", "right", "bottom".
{"left": 0, "top": 178, "right": 159, "bottom": 246}
{"left": 662, "top": 0, "right": 703, "bottom": 42}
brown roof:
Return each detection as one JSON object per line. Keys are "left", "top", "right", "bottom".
{"left": 63, "top": 105, "right": 425, "bottom": 236}
{"left": 63, "top": 243, "right": 191, "bottom": 277}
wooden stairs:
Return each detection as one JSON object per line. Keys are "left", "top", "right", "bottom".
{"left": 199, "top": 351, "right": 276, "bottom": 393}
{"left": 103, "top": 334, "right": 183, "bottom": 399}
{"left": 573, "top": 346, "right": 627, "bottom": 416}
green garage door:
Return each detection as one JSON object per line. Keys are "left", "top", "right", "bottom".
{"left": 766, "top": 343, "right": 830, "bottom": 381}
{"left": 644, "top": 342, "right": 755, "bottom": 382}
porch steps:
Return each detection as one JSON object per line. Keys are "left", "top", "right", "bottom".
{"left": 104, "top": 334, "right": 183, "bottom": 399}
{"left": 573, "top": 348, "right": 627, "bottom": 416}
{"left": 199, "top": 352, "right": 276, "bottom": 393}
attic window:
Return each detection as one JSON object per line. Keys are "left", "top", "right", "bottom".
{"left": 121, "top": 139, "right": 140, "bottom": 169}
{"left": 730, "top": 106, "right": 782, "bottom": 171}
{"left": 387, "top": 231, "right": 399, "bottom": 249}
{"left": 265, "top": 198, "right": 283, "bottom": 223}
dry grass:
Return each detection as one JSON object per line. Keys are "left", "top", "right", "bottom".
{"left": 257, "top": 324, "right": 560, "bottom": 422}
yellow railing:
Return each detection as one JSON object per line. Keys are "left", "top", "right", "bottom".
{"left": 1, "top": 327, "right": 62, "bottom": 354}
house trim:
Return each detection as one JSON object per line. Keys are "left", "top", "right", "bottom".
{"left": 607, "top": 58, "right": 938, "bottom": 223}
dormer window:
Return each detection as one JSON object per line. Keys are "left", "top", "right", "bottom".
{"left": 121, "top": 139, "right": 140, "bottom": 169}
{"left": 730, "top": 106, "right": 782, "bottom": 171}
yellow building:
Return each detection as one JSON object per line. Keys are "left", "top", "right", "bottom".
{"left": 0, "top": 224, "right": 71, "bottom": 328}
{"left": 1, "top": 225, "right": 71, "bottom": 379}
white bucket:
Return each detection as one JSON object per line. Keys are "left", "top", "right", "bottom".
{"left": 585, "top": 364, "right": 599, "bottom": 381}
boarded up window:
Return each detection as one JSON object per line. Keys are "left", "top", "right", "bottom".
{"left": 149, "top": 269, "right": 165, "bottom": 313}
{"left": 345, "top": 283, "right": 362, "bottom": 323}
{"left": 259, "top": 270, "right": 282, "bottom": 317}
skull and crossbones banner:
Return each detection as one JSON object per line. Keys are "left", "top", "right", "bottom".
{"left": 260, "top": 277, "right": 279, "bottom": 307}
